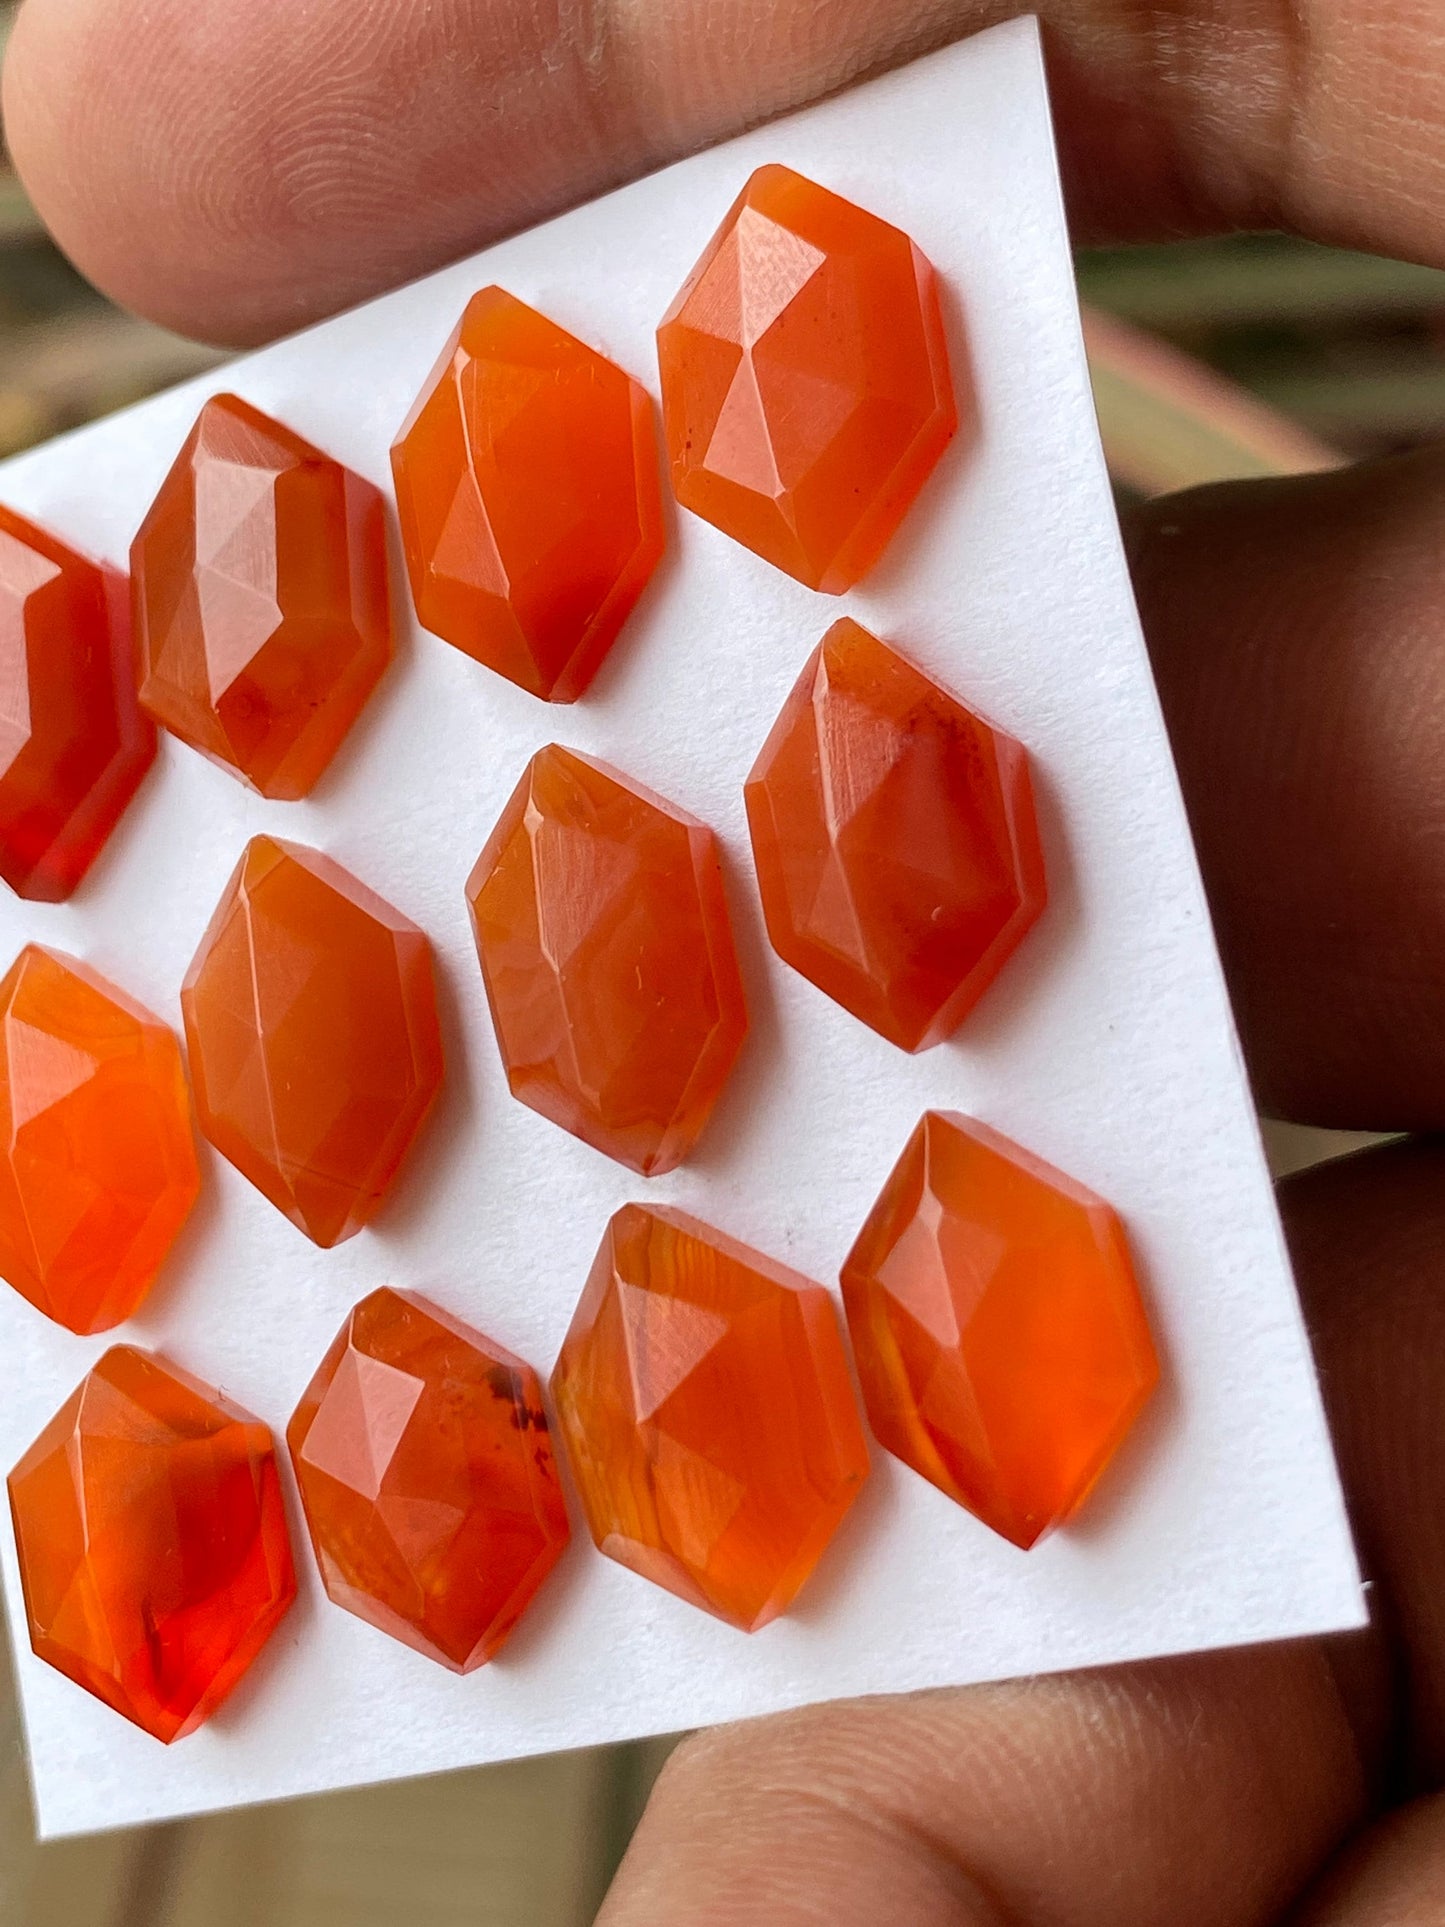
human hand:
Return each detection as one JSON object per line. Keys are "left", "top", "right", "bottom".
{"left": 7, "top": 2, "right": 1445, "bottom": 1918}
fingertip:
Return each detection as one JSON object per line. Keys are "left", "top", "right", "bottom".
{"left": 4, "top": 0, "right": 266, "bottom": 341}
{"left": 1127, "top": 450, "right": 1445, "bottom": 1131}
{"left": 597, "top": 1654, "right": 1364, "bottom": 1927}
{"left": 2, "top": 0, "right": 496, "bottom": 344}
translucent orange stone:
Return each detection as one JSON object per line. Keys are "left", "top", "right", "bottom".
{"left": 842, "top": 1113, "right": 1159, "bottom": 1548}
{"left": 131, "top": 393, "right": 392, "bottom": 799}
{"left": 0, "top": 946, "right": 199, "bottom": 1334}
{"left": 745, "top": 619, "right": 1046, "bottom": 1051}
{"left": 391, "top": 288, "right": 664, "bottom": 701}
{"left": 467, "top": 746, "right": 747, "bottom": 1176}
{"left": 0, "top": 505, "right": 155, "bottom": 900}
{"left": 181, "top": 836, "right": 443, "bottom": 1246}
{"left": 551, "top": 1205, "right": 868, "bottom": 1630}
{"left": 7, "top": 1346, "right": 295, "bottom": 1742}
{"left": 656, "top": 164, "right": 960, "bottom": 592}
{"left": 288, "top": 1288, "right": 570, "bottom": 1670}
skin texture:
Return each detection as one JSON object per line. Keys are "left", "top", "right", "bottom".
{"left": 9, "top": 0, "right": 1445, "bottom": 1917}
{"left": 1, "top": 0, "right": 1445, "bottom": 341}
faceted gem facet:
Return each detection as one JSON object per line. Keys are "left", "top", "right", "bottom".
{"left": 0, "top": 946, "right": 200, "bottom": 1334}
{"left": 391, "top": 288, "right": 664, "bottom": 702}
{"left": 181, "top": 836, "right": 444, "bottom": 1247}
{"left": 467, "top": 746, "right": 748, "bottom": 1176}
{"left": 0, "top": 505, "right": 155, "bottom": 901}
{"left": 551, "top": 1204, "right": 868, "bottom": 1630}
{"left": 656, "top": 164, "right": 960, "bottom": 592}
{"left": 131, "top": 393, "right": 393, "bottom": 800}
{"left": 842, "top": 1112, "right": 1159, "bottom": 1548}
{"left": 288, "top": 1287, "right": 570, "bottom": 1671}
{"left": 7, "top": 1346, "right": 296, "bottom": 1743}
{"left": 745, "top": 619, "right": 1046, "bottom": 1051}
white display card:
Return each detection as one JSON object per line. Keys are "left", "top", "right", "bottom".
{"left": 0, "top": 16, "right": 1362, "bottom": 1839}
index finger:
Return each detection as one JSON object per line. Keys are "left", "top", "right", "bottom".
{"left": 3, "top": 0, "right": 1444, "bottom": 343}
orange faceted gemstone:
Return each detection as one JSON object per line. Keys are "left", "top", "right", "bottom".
{"left": 551, "top": 1205, "right": 868, "bottom": 1630}
{"left": 391, "top": 288, "right": 664, "bottom": 701}
{"left": 842, "top": 1113, "right": 1159, "bottom": 1548}
{"left": 746, "top": 619, "right": 1046, "bottom": 1051}
{"left": 182, "top": 836, "right": 444, "bottom": 1246}
{"left": 131, "top": 393, "right": 392, "bottom": 799}
{"left": 657, "top": 164, "right": 960, "bottom": 592}
{"left": 7, "top": 1346, "right": 296, "bottom": 1743}
{"left": 0, "top": 946, "right": 199, "bottom": 1334}
{"left": 467, "top": 746, "right": 748, "bottom": 1176}
{"left": 0, "top": 505, "right": 155, "bottom": 900}
{"left": 288, "top": 1288, "right": 570, "bottom": 1671}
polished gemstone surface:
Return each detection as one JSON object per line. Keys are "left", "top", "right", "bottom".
{"left": 745, "top": 618, "right": 1046, "bottom": 1050}
{"left": 0, "top": 505, "right": 154, "bottom": 900}
{"left": 7, "top": 1346, "right": 295, "bottom": 1743}
{"left": 132, "top": 393, "right": 392, "bottom": 799}
{"left": 467, "top": 746, "right": 747, "bottom": 1175}
{"left": 842, "top": 1112, "right": 1159, "bottom": 1548}
{"left": 0, "top": 945, "right": 199, "bottom": 1334}
{"left": 392, "top": 288, "right": 664, "bottom": 701}
{"left": 656, "top": 164, "right": 959, "bottom": 592}
{"left": 182, "top": 836, "right": 443, "bottom": 1246}
{"left": 288, "top": 1287, "right": 570, "bottom": 1670}
{"left": 551, "top": 1204, "right": 868, "bottom": 1630}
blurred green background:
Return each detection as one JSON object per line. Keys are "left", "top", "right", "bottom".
{"left": 0, "top": 0, "right": 1428, "bottom": 1917}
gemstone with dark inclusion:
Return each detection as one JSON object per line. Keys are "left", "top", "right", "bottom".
{"left": 288, "top": 1287, "right": 570, "bottom": 1669}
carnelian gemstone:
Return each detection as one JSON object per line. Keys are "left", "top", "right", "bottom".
{"left": 182, "top": 836, "right": 443, "bottom": 1246}
{"left": 288, "top": 1288, "right": 570, "bottom": 1671}
{"left": 0, "top": 505, "right": 154, "bottom": 900}
{"left": 551, "top": 1205, "right": 868, "bottom": 1630}
{"left": 7, "top": 1346, "right": 296, "bottom": 1742}
{"left": 745, "top": 619, "right": 1046, "bottom": 1051}
{"left": 0, "top": 946, "right": 199, "bottom": 1334}
{"left": 131, "top": 393, "right": 392, "bottom": 799}
{"left": 392, "top": 288, "right": 664, "bottom": 702}
{"left": 467, "top": 746, "right": 747, "bottom": 1175}
{"left": 657, "top": 164, "right": 960, "bottom": 592}
{"left": 842, "top": 1113, "right": 1159, "bottom": 1548}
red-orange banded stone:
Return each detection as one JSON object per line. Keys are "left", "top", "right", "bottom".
{"left": 842, "top": 1112, "right": 1159, "bottom": 1548}
{"left": 7, "top": 1346, "right": 295, "bottom": 1742}
{"left": 392, "top": 289, "right": 664, "bottom": 701}
{"left": 0, "top": 505, "right": 154, "bottom": 900}
{"left": 182, "top": 836, "right": 443, "bottom": 1247}
{"left": 132, "top": 393, "right": 392, "bottom": 799}
{"left": 0, "top": 945, "right": 199, "bottom": 1334}
{"left": 551, "top": 1204, "right": 868, "bottom": 1630}
{"left": 657, "top": 164, "right": 960, "bottom": 592}
{"left": 745, "top": 619, "right": 1045, "bottom": 1051}
{"left": 288, "top": 1287, "right": 570, "bottom": 1670}
{"left": 467, "top": 746, "right": 747, "bottom": 1176}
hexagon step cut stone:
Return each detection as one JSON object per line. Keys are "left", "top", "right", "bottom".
{"left": 391, "top": 288, "right": 664, "bottom": 702}
{"left": 131, "top": 393, "right": 393, "bottom": 800}
{"left": 0, "top": 505, "right": 155, "bottom": 900}
{"left": 551, "top": 1204, "right": 869, "bottom": 1630}
{"left": 182, "top": 836, "right": 444, "bottom": 1247}
{"left": 288, "top": 1288, "right": 571, "bottom": 1670}
{"left": 0, "top": 946, "right": 200, "bottom": 1334}
{"left": 467, "top": 746, "right": 748, "bottom": 1176}
{"left": 745, "top": 618, "right": 1046, "bottom": 1051}
{"left": 841, "top": 1112, "right": 1159, "bottom": 1548}
{"left": 656, "top": 163, "right": 961, "bottom": 592}
{"left": 7, "top": 1345, "right": 296, "bottom": 1743}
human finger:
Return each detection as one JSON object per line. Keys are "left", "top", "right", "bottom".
{"left": 5, "top": 0, "right": 1445, "bottom": 342}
